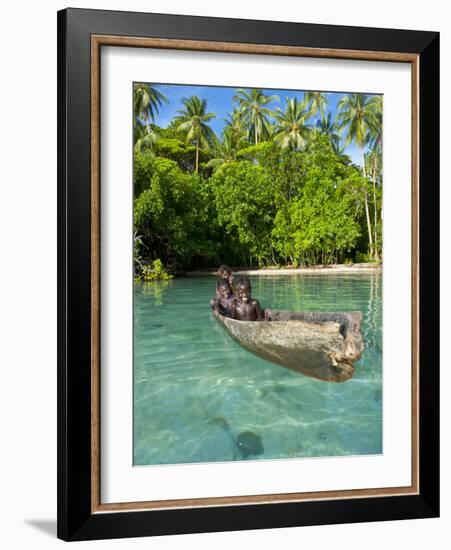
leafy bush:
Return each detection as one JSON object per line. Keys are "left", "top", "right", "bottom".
{"left": 355, "top": 252, "right": 373, "bottom": 263}
{"left": 134, "top": 155, "right": 220, "bottom": 268}
{"left": 133, "top": 134, "right": 377, "bottom": 270}
{"left": 135, "top": 259, "right": 173, "bottom": 282}
{"left": 212, "top": 161, "right": 276, "bottom": 265}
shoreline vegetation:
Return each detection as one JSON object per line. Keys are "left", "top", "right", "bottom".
{"left": 133, "top": 84, "right": 383, "bottom": 281}
{"left": 184, "top": 262, "right": 382, "bottom": 277}
{"left": 133, "top": 262, "right": 383, "bottom": 281}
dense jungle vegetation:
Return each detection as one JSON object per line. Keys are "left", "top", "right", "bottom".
{"left": 133, "top": 84, "right": 382, "bottom": 275}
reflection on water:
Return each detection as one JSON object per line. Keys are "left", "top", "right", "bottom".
{"left": 134, "top": 274, "right": 382, "bottom": 466}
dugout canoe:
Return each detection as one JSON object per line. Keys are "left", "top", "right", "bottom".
{"left": 212, "top": 309, "right": 364, "bottom": 382}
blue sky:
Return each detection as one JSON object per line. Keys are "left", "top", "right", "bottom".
{"left": 149, "top": 83, "right": 381, "bottom": 166}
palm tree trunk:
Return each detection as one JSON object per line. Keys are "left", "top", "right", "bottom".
{"left": 362, "top": 149, "right": 374, "bottom": 260}
{"left": 372, "top": 170, "right": 379, "bottom": 261}
{"left": 195, "top": 142, "right": 199, "bottom": 173}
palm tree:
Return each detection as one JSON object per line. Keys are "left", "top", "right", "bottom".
{"left": 133, "top": 83, "right": 168, "bottom": 132}
{"left": 336, "top": 93, "right": 381, "bottom": 259}
{"left": 365, "top": 96, "right": 383, "bottom": 260}
{"left": 233, "top": 88, "right": 278, "bottom": 145}
{"left": 365, "top": 95, "right": 383, "bottom": 150}
{"left": 273, "top": 96, "right": 313, "bottom": 151}
{"left": 206, "top": 126, "right": 246, "bottom": 172}
{"left": 224, "top": 108, "right": 247, "bottom": 140}
{"left": 174, "top": 96, "right": 216, "bottom": 173}
{"left": 315, "top": 112, "right": 342, "bottom": 154}
{"left": 305, "top": 91, "right": 329, "bottom": 118}
{"left": 365, "top": 142, "right": 383, "bottom": 260}
{"left": 134, "top": 120, "right": 158, "bottom": 154}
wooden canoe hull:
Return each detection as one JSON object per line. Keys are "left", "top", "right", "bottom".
{"left": 212, "top": 309, "right": 364, "bottom": 382}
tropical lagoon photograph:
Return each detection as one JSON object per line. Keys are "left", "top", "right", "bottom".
{"left": 132, "top": 82, "right": 383, "bottom": 467}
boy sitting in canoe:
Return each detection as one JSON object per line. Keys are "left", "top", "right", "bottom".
{"left": 209, "top": 264, "right": 235, "bottom": 309}
{"left": 233, "top": 276, "right": 264, "bottom": 321}
{"left": 210, "top": 278, "right": 236, "bottom": 318}
{"left": 217, "top": 265, "right": 234, "bottom": 291}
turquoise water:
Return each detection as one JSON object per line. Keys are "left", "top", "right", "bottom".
{"left": 134, "top": 274, "right": 382, "bottom": 466}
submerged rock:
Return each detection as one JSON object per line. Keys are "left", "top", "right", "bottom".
{"left": 236, "top": 431, "right": 264, "bottom": 458}
{"left": 209, "top": 419, "right": 265, "bottom": 461}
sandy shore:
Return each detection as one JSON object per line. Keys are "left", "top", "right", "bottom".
{"left": 185, "top": 263, "right": 382, "bottom": 276}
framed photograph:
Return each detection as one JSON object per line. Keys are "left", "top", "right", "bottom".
{"left": 57, "top": 8, "right": 439, "bottom": 541}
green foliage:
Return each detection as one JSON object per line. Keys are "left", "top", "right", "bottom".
{"left": 139, "top": 259, "right": 173, "bottom": 282}
{"left": 337, "top": 93, "right": 381, "bottom": 150}
{"left": 133, "top": 83, "right": 167, "bottom": 128}
{"left": 272, "top": 96, "right": 313, "bottom": 151}
{"left": 132, "top": 88, "right": 383, "bottom": 270}
{"left": 152, "top": 137, "right": 197, "bottom": 171}
{"left": 270, "top": 136, "right": 362, "bottom": 265}
{"left": 173, "top": 96, "right": 216, "bottom": 172}
{"left": 134, "top": 234, "right": 172, "bottom": 280}
{"left": 315, "top": 112, "right": 342, "bottom": 155}
{"left": 206, "top": 126, "right": 247, "bottom": 173}
{"left": 134, "top": 154, "right": 220, "bottom": 269}
{"left": 355, "top": 252, "right": 373, "bottom": 263}
{"left": 305, "top": 91, "right": 329, "bottom": 117}
{"left": 236, "top": 141, "right": 275, "bottom": 162}
{"left": 134, "top": 134, "right": 374, "bottom": 269}
{"left": 212, "top": 161, "right": 276, "bottom": 265}
{"left": 233, "top": 88, "right": 278, "bottom": 144}
{"left": 133, "top": 121, "right": 158, "bottom": 154}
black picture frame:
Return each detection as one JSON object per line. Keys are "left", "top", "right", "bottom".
{"left": 57, "top": 7, "right": 439, "bottom": 541}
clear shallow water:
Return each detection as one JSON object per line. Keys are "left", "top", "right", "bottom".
{"left": 134, "top": 274, "right": 382, "bottom": 466}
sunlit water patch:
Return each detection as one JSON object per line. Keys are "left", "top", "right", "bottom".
{"left": 134, "top": 274, "right": 382, "bottom": 465}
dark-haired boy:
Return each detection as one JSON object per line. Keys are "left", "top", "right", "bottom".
{"left": 233, "top": 276, "right": 263, "bottom": 321}
{"left": 217, "top": 265, "right": 234, "bottom": 290}
{"left": 211, "top": 278, "right": 236, "bottom": 318}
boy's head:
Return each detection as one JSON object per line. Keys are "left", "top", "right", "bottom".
{"left": 218, "top": 265, "right": 233, "bottom": 282}
{"left": 234, "top": 276, "right": 252, "bottom": 303}
{"left": 216, "top": 278, "right": 232, "bottom": 299}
